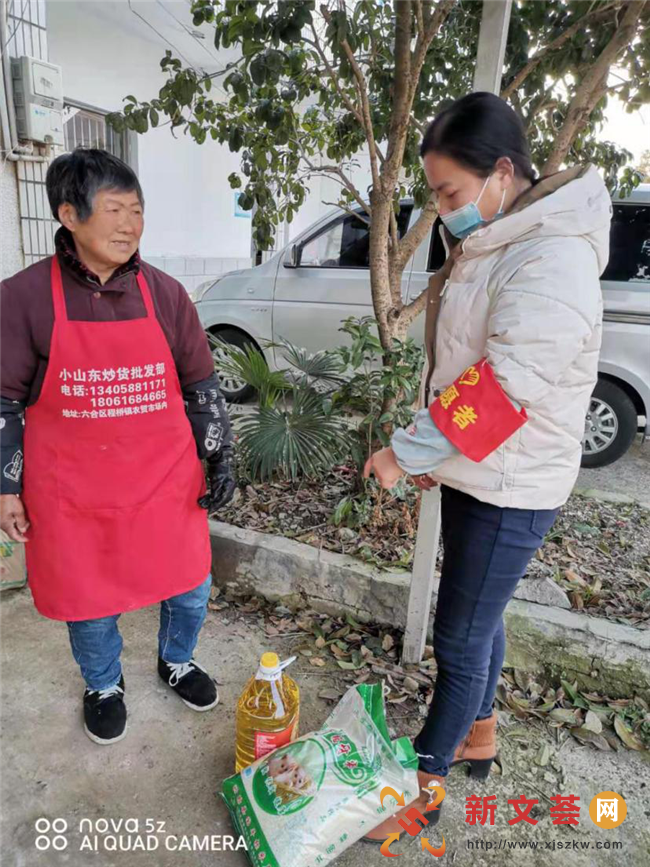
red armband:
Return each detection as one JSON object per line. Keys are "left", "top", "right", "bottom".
{"left": 428, "top": 358, "right": 527, "bottom": 462}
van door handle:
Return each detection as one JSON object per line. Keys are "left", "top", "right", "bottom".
{"left": 247, "top": 288, "right": 255, "bottom": 294}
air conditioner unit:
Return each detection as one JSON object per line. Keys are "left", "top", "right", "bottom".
{"left": 10, "top": 56, "right": 64, "bottom": 146}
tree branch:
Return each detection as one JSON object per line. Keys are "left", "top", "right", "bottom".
{"left": 388, "top": 0, "right": 413, "bottom": 171}
{"left": 383, "top": 0, "right": 455, "bottom": 187}
{"left": 298, "top": 150, "right": 371, "bottom": 217}
{"left": 542, "top": 0, "right": 646, "bottom": 174}
{"left": 501, "top": 1, "right": 620, "bottom": 100}
{"left": 304, "top": 30, "right": 364, "bottom": 128}
{"left": 397, "top": 193, "right": 437, "bottom": 269}
{"left": 411, "top": 114, "right": 427, "bottom": 135}
{"left": 322, "top": 201, "right": 371, "bottom": 226}
{"left": 401, "top": 276, "right": 432, "bottom": 323}
{"left": 320, "top": 4, "right": 382, "bottom": 194}
{"left": 413, "top": 0, "right": 425, "bottom": 37}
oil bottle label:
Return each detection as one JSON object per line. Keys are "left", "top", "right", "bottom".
{"left": 254, "top": 722, "right": 296, "bottom": 760}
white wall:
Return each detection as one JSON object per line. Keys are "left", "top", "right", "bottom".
{"left": 0, "top": 161, "right": 23, "bottom": 281}
{"left": 2, "top": 2, "right": 374, "bottom": 288}
{"left": 46, "top": 0, "right": 253, "bottom": 290}
{"left": 46, "top": 2, "right": 375, "bottom": 277}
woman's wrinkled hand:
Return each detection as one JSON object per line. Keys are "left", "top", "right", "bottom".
{"left": 363, "top": 447, "right": 405, "bottom": 490}
{"left": 0, "top": 494, "right": 30, "bottom": 542}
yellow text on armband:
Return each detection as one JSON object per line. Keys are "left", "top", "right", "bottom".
{"left": 439, "top": 384, "right": 460, "bottom": 409}
{"left": 452, "top": 405, "right": 478, "bottom": 430}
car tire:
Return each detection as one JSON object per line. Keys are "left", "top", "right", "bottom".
{"left": 581, "top": 379, "right": 638, "bottom": 468}
{"left": 209, "top": 328, "right": 259, "bottom": 403}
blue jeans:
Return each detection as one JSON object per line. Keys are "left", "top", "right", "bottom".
{"left": 413, "top": 485, "right": 559, "bottom": 777}
{"left": 66, "top": 574, "right": 213, "bottom": 691}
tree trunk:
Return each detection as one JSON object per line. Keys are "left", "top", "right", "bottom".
{"left": 368, "top": 189, "right": 400, "bottom": 349}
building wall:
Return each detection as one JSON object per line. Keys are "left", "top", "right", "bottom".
{"left": 0, "top": 160, "right": 23, "bottom": 281}
{"left": 46, "top": 0, "right": 254, "bottom": 292}
{"left": 45, "top": 2, "right": 373, "bottom": 290}
{"left": 2, "top": 1, "right": 373, "bottom": 290}
{"left": 2, "top": 0, "right": 54, "bottom": 279}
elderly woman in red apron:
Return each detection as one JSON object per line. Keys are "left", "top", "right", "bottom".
{"left": 0, "top": 148, "right": 235, "bottom": 745}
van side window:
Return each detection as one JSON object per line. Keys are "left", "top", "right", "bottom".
{"left": 602, "top": 204, "right": 650, "bottom": 283}
{"left": 300, "top": 205, "right": 413, "bottom": 268}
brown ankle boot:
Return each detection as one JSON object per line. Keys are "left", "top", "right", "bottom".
{"left": 450, "top": 710, "right": 498, "bottom": 780}
{"left": 362, "top": 770, "right": 446, "bottom": 843}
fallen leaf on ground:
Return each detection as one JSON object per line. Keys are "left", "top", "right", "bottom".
{"left": 403, "top": 676, "right": 419, "bottom": 693}
{"left": 614, "top": 715, "right": 645, "bottom": 750}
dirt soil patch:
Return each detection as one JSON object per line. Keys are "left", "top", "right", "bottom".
{"left": 218, "top": 468, "right": 650, "bottom": 627}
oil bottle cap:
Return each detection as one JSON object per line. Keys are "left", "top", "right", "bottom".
{"left": 257, "top": 653, "right": 297, "bottom": 681}
{"left": 260, "top": 652, "right": 279, "bottom": 669}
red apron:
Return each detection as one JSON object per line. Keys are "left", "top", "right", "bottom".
{"left": 21, "top": 258, "right": 211, "bottom": 621}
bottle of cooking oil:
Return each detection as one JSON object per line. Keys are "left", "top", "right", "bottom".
{"left": 235, "top": 652, "right": 300, "bottom": 773}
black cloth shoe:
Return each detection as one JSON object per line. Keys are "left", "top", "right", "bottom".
{"left": 157, "top": 657, "right": 219, "bottom": 711}
{"left": 83, "top": 674, "right": 127, "bottom": 745}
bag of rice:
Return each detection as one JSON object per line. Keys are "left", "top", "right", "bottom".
{"left": 220, "top": 681, "right": 418, "bottom": 867}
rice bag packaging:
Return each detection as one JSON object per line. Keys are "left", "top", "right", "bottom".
{"left": 220, "top": 681, "right": 418, "bottom": 867}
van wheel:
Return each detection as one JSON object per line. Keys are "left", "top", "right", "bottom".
{"left": 581, "top": 379, "right": 638, "bottom": 468}
{"left": 208, "top": 328, "right": 259, "bottom": 403}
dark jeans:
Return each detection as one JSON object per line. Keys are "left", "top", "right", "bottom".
{"left": 66, "top": 573, "right": 213, "bottom": 691}
{"left": 413, "top": 485, "right": 559, "bottom": 777}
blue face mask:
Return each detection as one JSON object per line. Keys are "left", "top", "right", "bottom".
{"left": 439, "top": 173, "right": 506, "bottom": 240}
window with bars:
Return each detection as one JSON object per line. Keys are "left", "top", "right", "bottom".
{"left": 63, "top": 104, "right": 127, "bottom": 161}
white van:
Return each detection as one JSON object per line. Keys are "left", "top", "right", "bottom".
{"left": 192, "top": 186, "right": 650, "bottom": 468}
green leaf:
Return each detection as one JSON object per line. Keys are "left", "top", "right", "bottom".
{"left": 254, "top": 150, "right": 268, "bottom": 169}
{"left": 333, "top": 497, "right": 352, "bottom": 525}
{"left": 236, "top": 388, "right": 350, "bottom": 481}
{"left": 249, "top": 55, "right": 266, "bottom": 86}
{"left": 228, "top": 126, "right": 243, "bottom": 152}
{"left": 614, "top": 715, "right": 645, "bottom": 751}
{"left": 209, "top": 336, "right": 288, "bottom": 409}
{"left": 132, "top": 110, "right": 148, "bottom": 134}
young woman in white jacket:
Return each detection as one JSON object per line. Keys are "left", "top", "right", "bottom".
{"left": 363, "top": 92, "right": 612, "bottom": 841}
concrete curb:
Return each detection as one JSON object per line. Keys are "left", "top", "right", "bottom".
{"left": 209, "top": 519, "right": 650, "bottom": 700}
{"left": 572, "top": 486, "right": 650, "bottom": 511}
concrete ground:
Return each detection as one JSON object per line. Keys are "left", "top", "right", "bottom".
{"left": 576, "top": 437, "right": 650, "bottom": 505}
{"left": 2, "top": 587, "right": 649, "bottom": 867}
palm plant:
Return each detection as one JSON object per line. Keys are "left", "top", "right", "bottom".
{"left": 237, "top": 387, "right": 350, "bottom": 481}
{"left": 211, "top": 319, "right": 422, "bottom": 484}
{"left": 209, "top": 335, "right": 289, "bottom": 409}
{"left": 212, "top": 335, "right": 351, "bottom": 480}
{"left": 270, "top": 337, "right": 345, "bottom": 392}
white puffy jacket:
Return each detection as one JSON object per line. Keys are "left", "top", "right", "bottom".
{"left": 414, "top": 164, "right": 612, "bottom": 509}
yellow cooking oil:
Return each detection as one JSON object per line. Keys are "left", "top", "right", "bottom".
{"left": 235, "top": 652, "right": 300, "bottom": 773}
